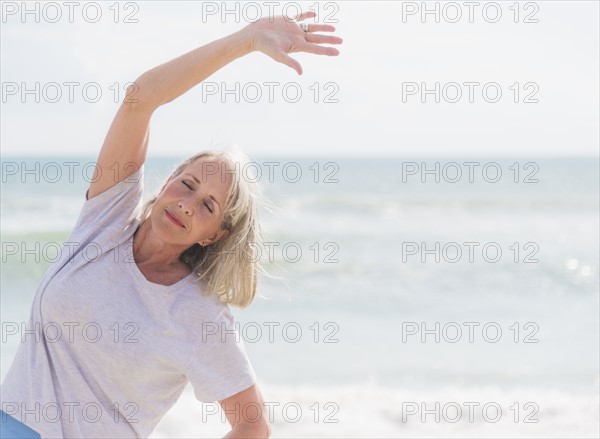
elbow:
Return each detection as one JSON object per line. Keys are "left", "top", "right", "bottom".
{"left": 228, "top": 420, "right": 271, "bottom": 439}
{"left": 248, "top": 419, "right": 272, "bottom": 439}
{"left": 261, "top": 419, "right": 272, "bottom": 438}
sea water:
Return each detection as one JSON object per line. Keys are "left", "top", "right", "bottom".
{"left": 1, "top": 156, "right": 598, "bottom": 437}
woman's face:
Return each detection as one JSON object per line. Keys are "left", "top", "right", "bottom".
{"left": 150, "top": 158, "right": 232, "bottom": 247}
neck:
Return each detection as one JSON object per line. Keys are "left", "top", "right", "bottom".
{"left": 132, "top": 218, "right": 189, "bottom": 270}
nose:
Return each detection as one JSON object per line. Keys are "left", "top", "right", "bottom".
{"left": 178, "top": 199, "right": 193, "bottom": 215}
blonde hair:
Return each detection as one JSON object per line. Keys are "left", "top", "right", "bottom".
{"left": 139, "top": 150, "right": 264, "bottom": 308}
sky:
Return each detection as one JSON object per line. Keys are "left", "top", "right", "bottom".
{"left": 1, "top": 0, "right": 599, "bottom": 157}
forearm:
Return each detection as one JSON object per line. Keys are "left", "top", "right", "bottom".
{"left": 132, "top": 27, "right": 254, "bottom": 110}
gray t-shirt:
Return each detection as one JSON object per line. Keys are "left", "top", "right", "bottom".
{"left": 0, "top": 165, "right": 257, "bottom": 438}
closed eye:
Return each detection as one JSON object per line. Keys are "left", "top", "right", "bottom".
{"left": 182, "top": 180, "right": 213, "bottom": 213}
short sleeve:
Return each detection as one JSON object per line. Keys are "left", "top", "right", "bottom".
{"left": 186, "top": 308, "right": 257, "bottom": 403}
{"left": 65, "top": 165, "right": 145, "bottom": 250}
{"left": 41, "top": 166, "right": 145, "bottom": 279}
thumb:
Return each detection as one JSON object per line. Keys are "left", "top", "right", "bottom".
{"left": 276, "top": 51, "right": 303, "bottom": 75}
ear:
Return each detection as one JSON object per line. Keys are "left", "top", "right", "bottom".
{"left": 200, "top": 229, "right": 230, "bottom": 246}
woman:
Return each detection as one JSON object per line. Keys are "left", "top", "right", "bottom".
{"left": 0, "top": 11, "right": 342, "bottom": 439}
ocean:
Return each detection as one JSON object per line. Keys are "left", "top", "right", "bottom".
{"left": 1, "top": 156, "right": 598, "bottom": 437}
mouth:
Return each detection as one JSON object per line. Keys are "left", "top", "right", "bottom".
{"left": 165, "top": 208, "right": 186, "bottom": 228}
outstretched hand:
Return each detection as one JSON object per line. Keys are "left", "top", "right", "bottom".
{"left": 246, "top": 11, "right": 343, "bottom": 75}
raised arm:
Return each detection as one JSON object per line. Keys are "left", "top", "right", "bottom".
{"left": 87, "top": 11, "right": 342, "bottom": 199}
{"left": 87, "top": 29, "right": 252, "bottom": 199}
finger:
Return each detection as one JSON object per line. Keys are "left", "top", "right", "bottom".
{"left": 276, "top": 51, "right": 303, "bottom": 75}
{"left": 299, "top": 43, "right": 340, "bottom": 56}
{"left": 292, "top": 10, "right": 316, "bottom": 22}
{"left": 303, "top": 24, "right": 337, "bottom": 33}
{"left": 305, "top": 33, "right": 344, "bottom": 45}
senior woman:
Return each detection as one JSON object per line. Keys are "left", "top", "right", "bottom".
{"left": 0, "top": 11, "right": 342, "bottom": 439}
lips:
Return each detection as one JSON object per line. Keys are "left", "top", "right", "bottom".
{"left": 165, "top": 208, "right": 186, "bottom": 228}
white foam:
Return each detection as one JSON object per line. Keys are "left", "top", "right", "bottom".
{"left": 151, "top": 380, "right": 600, "bottom": 437}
